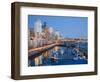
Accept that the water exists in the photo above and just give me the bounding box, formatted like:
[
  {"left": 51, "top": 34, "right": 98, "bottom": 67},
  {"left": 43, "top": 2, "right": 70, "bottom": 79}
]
[{"left": 28, "top": 42, "right": 88, "bottom": 66}]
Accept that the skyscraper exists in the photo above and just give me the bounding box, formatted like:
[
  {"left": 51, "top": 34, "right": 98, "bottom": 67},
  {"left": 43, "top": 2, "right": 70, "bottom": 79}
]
[
  {"left": 55, "top": 31, "right": 61, "bottom": 40},
  {"left": 34, "top": 19, "right": 42, "bottom": 36},
  {"left": 42, "top": 22, "right": 47, "bottom": 29}
]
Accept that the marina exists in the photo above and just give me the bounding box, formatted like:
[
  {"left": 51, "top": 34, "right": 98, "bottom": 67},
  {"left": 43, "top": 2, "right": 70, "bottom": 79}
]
[{"left": 28, "top": 40, "right": 88, "bottom": 66}]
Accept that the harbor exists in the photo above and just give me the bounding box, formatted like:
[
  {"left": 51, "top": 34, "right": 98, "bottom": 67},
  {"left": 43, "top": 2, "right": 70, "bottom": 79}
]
[
  {"left": 28, "top": 18, "right": 88, "bottom": 66},
  {"left": 28, "top": 39, "right": 88, "bottom": 66}
]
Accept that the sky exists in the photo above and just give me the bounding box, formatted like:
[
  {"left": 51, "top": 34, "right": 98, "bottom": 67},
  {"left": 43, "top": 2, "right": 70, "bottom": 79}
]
[{"left": 28, "top": 15, "right": 88, "bottom": 38}]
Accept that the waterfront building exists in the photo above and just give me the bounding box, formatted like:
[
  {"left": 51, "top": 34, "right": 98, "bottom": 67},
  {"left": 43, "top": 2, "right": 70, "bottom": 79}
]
[
  {"left": 55, "top": 31, "right": 61, "bottom": 40},
  {"left": 28, "top": 28, "right": 30, "bottom": 46},
  {"left": 28, "top": 28, "right": 34, "bottom": 49},
  {"left": 49, "top": 27, "right": 54, "bottom": 34},
  {"left": 48, "top": 27, "right": 54, "bottom": 41},
  {"left": 28, "top": 37, "right": 34, "bottom": 49},
  {"left": 28, "top": 19, "right": 63, "bottom": 48},
  {"left": 34, "top": 19, "right": 42, "bottom": 37},
  {"left": 32, "top": 37, "right": 38, "bottom": 48}
]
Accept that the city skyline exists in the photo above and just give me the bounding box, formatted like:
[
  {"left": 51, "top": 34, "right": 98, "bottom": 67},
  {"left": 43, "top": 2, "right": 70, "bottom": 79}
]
[
  {"left": 28, "top": 15, "right": 88, "bottom": 66},
  {"left": 28, "top": 15, "right": 88, "bottom": 38}
]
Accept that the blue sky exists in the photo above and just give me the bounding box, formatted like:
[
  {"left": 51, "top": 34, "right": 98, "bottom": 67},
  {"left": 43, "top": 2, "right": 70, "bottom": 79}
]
[{"left": 28, "top": 15, "right": 88, "bottom": 38}]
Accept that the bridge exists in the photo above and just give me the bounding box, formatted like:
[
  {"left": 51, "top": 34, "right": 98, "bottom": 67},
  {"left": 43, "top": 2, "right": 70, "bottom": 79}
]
[
  {"left": 28, "top": 42, "right": 62, "bottom": 59},
  {"left": 28, "top": 38, "right": 87, "bottom": 59}
]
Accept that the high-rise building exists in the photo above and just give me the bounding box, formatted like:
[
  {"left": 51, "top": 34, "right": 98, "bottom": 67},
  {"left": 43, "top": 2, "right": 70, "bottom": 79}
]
[
  {"left": 34, "top": 19, "right": 42, "bottom": 36},
  {"left": 48, "top": 27, "right": 54, "bottom": 40},
  {"left": 28, "top": 28, "right": 30, "bottom": 40},
  {"left": 49, "top": 27, "right": 53, "bottom": 34},
  {"left": 55, "top": 31, "right": 61, "bottom": 40},
  {"left": 42, "top": 22, "right": 47, "bottom": 29}
]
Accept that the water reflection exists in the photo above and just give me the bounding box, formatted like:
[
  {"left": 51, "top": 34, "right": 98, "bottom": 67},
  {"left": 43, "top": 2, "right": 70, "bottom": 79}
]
[{"left": 28, "top": 42, "right": 88, "bottom": 66}]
